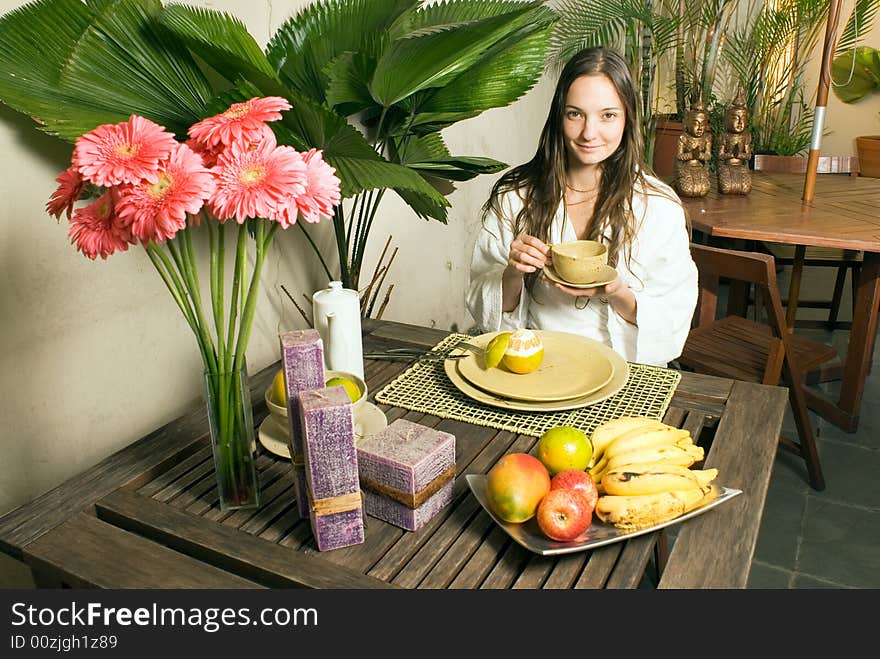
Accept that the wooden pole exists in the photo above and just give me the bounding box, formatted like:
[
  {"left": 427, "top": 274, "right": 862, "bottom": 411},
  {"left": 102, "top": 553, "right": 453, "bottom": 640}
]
[{"left": 803, "top": 0, "right": 843, "bottom": 202}]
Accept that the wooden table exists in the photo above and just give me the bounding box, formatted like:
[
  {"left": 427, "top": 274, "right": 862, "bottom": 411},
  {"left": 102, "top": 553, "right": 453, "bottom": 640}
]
[
  {"left": 681, "top": 172, "right": 880, "bottom": 432},
  {"left": 0, "top": 320, "right": 786, "bottom": 589}
]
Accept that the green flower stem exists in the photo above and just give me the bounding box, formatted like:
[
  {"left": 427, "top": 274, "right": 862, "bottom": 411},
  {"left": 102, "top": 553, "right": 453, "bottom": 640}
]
[
  {"left": 144, "top": 244, "right": 201, "bottom": 342},
  {"left": 225, "top": 224, "right": 247, "bottom": 365},
  {"left": 297, "top": 221, "right": 333, "bottom": 281},
  {"left": 208, "top": 218, "right": 226, "bottom": 373},
  {"left": 172, "top": 230, "right": 217, "bottom": 375},
  {"left": 232, "top": 220, "right": 277, "bottom": 374}
]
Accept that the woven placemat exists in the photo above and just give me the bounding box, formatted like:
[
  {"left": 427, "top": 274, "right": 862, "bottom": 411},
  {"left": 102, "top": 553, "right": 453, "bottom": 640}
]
[{"left": 374, "top": 333, "right": 681, "bottom": 438}]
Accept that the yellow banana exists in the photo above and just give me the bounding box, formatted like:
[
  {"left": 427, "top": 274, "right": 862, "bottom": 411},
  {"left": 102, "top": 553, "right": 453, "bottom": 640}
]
[
  {"left": 596, "top": 485, "right": 718, "bottom": 530},
  {"left": 601, "top": 463, "right": 718, "bottom": 496},
  {"left": 588, "top": 417, "right": 668, "bottom": 466},
  {"left": 603, "top": 426, "right": 692, "bottom": 460},
  {"left": 588, "top": 454, "right": 609, "bottom": 483},
  {"left": 604, "top": 443, "right": 704, "bottom": 472}
]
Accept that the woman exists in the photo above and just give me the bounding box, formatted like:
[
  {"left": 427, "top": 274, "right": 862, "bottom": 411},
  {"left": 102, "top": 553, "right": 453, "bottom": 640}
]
[{"left": 466, "top": 46, "right": 697, "bottom": 366}]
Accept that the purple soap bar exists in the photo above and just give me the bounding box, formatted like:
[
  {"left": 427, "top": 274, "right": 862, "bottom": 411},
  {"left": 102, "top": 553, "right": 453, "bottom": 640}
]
[
  {"left": 280, "top": 329, "right": 325, "bottom": 517},
  {"left": 363, "top": 480, "right": 454, "bottom": 532},
  {"left": 356, "top": 419, "right": 456, "bottom": 495},
  {"left": 299, "top": 386, "right": 363, "bottom": 551}
]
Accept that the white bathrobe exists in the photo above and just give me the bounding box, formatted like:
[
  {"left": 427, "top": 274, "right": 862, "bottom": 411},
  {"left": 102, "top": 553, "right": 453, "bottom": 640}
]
[{"left": 466, "top": 176, "right": 698, "bottom": 366}]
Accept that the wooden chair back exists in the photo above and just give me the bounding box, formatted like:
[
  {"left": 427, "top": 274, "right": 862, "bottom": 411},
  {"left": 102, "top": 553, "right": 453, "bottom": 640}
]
[{"left": 683, "top": 242, "right": 827, "bottom": 490}]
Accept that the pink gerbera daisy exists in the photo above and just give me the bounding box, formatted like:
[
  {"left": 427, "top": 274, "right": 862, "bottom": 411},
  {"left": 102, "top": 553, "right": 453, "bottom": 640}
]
[
  {"left": 46, "top": 165, "right": 86, "bottom": 221},
  {"left": 73, "top": 115, "right": 177, "bottom": 187},
  {"left": 189, "top": 97, "right": 291, "bottom": 150},
  {"left": 280, "top": 148, "right": 341, "bottom": 225},
  {"left": 68, "top": 191, "right": 133, "bottom": 260},
  {"left": 116, "top": 143, "right": 215, "bottom": 244},
  {"left": 208, "top": 139, "right": 307, "bottom": 224}
]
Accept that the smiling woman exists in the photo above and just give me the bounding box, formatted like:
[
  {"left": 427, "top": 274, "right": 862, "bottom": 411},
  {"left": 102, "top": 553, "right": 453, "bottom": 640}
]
[{"left": 467, "top": 46, "right": 698, "bottom": 367}]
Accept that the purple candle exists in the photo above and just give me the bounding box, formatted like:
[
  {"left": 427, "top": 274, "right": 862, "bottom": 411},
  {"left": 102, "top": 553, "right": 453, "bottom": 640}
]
[
  {"left": 363, "top": 480, "right": 454, "bottom": 532},
  {"left": 356, "top": 419, "right": 456, "bottom": 497},
  {"left": 298, "top": 386, "right": 364, "bottom": 551},
  {"left": 280, "top": 329, "right": 325, "bottom": 517}
]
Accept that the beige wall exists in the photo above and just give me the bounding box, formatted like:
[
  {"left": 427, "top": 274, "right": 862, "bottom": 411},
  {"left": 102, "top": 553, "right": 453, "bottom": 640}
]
[
  {"left": 2, "top": 0, "right": 880, "bottom": 524},
  {"left": 0, "top": 0, "right": 553, "bottom": 519}
]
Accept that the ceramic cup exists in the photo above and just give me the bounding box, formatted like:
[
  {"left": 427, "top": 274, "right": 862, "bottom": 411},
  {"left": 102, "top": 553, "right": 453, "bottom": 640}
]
[{"left": 550, "top": 240, "right": 608, "bottom": 284}]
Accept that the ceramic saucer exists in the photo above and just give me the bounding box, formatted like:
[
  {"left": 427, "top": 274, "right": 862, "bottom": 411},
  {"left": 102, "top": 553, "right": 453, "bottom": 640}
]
[
  {"left": 543, "top": 263, "right": 618, "bottom": 289},
  {"left": 258, "top": 402, "right": 388, "bottom": 459}
]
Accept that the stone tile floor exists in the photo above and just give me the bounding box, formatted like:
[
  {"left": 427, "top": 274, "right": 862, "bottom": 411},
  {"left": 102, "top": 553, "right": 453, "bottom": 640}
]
[
  {"left": 2, "top": 265, "right": 876, "bottom": 589},
  {"left": 745, "top": 323, "right": 880, "bottom": 589}
]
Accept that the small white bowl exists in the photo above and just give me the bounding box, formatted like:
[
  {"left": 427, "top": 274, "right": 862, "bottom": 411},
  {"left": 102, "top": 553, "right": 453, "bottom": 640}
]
[{"left": 264, "top": 369, "right": 367, "bottom": 426}]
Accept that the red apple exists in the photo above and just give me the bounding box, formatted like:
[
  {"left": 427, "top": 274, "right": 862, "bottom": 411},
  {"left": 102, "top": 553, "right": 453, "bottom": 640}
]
[
  {"left": 550, "top": 469, "right": 599, "bottom": 511},
  {"left": 536, "top": 488, "right": 593, "bottom": 542}
]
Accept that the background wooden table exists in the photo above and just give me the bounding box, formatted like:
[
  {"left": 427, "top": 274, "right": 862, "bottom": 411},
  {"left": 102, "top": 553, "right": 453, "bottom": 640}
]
[
  {"left": 680, "top": 172, "right": 880, "bottom": 432},
  {"left": 0, "top": 320, "right": 786, "bottom": 589}
]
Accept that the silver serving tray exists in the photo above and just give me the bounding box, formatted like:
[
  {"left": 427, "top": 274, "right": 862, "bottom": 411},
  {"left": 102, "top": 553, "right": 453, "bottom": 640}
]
[{"left": 466, "top": 474, "right": 742, "bottom": 556}]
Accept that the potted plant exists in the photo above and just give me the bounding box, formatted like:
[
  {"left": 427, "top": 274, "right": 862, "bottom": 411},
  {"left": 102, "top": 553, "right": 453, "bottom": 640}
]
[
  {"left": 0, "top": 0, "right": 558, "bottom": 317},
  {"left": 723, "top": 0, "right": 878, "bottom": 170}
]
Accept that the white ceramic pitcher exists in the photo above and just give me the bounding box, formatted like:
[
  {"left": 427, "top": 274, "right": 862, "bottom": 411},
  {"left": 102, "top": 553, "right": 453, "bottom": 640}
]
[{"left": 312, "top": 281, "right": 364, "bottom": 380}]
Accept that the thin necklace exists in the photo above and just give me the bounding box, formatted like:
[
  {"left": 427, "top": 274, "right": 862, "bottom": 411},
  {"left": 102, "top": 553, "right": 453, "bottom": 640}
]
[
  {"left": 565, "top": 181, "right": 598, "bottom": 194},
  {"left": 564, "top": 196, "right": 595, "bottom": 206}
]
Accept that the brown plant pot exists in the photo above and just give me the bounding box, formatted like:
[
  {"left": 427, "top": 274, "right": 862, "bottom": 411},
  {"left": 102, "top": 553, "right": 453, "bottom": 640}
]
[
  {"left": 752, "top": 154, "right": 808, "bottom": 174},
  {"left": 856, "top": 136, "right": 880, "bottom": 178},
  {"left": 652, "top": 118, "right": 683, "bottom": 177}
]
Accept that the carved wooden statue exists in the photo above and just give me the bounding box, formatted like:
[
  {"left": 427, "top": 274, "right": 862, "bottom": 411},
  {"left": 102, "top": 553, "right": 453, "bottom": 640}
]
[
  {"left": 717, "top": 88, "right": 752, "bottom": 195},
  {"left": 674, "top": 97, "right": 712, "bottom": 198}
]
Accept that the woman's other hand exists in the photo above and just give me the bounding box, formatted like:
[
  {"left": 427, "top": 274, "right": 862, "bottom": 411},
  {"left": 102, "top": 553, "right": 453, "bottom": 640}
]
[{"left": 546, "top": 274, "right": 637, "bottom": 325}]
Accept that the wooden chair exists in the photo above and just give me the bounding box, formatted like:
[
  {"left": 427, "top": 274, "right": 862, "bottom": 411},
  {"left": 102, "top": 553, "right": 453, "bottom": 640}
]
[
  {"left": 754, "top": 155, "right": 862, "bottom": 330},
  {"left": 679, "top": 243, "right": 837, "bottom": 491}
]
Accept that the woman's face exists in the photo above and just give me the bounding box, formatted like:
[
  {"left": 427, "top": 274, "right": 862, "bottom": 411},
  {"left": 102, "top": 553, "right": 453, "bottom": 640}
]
[{"left": 562, "top": 74, "right": 626, "bottom": 170}]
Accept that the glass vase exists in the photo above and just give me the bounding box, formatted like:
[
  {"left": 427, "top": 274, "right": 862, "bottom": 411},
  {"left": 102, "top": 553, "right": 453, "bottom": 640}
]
[{"left": 204, "top": 366, "right": 260, "bottom": 511}]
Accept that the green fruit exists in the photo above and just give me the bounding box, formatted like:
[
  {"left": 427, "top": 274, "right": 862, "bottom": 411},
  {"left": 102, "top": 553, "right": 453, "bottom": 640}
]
[
  {"left": 484, "top": 332, "right": 511, "bottom": 369},
  {"left": 536, "top": 426, "right": 593, "bottom": 476},
  {"left": 326, "top": 376, "right": 361, "bottom": 403}
]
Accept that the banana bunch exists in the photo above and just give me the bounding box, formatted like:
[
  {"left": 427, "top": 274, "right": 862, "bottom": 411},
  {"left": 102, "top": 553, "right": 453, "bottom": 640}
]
[{"left": 587, "top": 416, "right": 719, "bottom": 530}]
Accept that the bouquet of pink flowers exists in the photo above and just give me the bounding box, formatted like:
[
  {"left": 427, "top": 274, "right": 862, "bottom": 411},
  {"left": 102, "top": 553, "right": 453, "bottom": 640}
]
[{"left": 47, "top": 96, "right": 341, "bottom": 510}]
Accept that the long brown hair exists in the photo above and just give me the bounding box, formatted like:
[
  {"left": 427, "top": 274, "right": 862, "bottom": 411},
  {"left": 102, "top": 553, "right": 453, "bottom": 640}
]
[{"left": 482, "top": 46, "right": 674, "bottom": 276}]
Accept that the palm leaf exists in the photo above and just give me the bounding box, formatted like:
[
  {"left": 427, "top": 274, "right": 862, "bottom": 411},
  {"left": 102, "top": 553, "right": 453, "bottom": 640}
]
[
  {"left": 55, "top": 0, "right": 213, "bottom": 137},
  {"left": 835, "top": 0, "right": 880, "bottom": 56},
  {"left": 332, "top": 155, "right": 450, "bottom": 209},
  {"left": 325, "top": 51, "right": 380, "bottom": 116},
  {"left": 266, "top": 0, "right": 416, "bottom": 102},
  {"left": 158, "top": 3, "right": 281, "bottom": 92},
  {"left": 395, "top": 132, "right": 506, "bottom": 181},
  {"left": 0, "top": 0, "right": 104, "bottom": 137},
  {"left": 407, "top": 21, "right": 554, "bottom": 130},
  {"left": 369, "top": 2, "right": 549, "bottom": 107}
]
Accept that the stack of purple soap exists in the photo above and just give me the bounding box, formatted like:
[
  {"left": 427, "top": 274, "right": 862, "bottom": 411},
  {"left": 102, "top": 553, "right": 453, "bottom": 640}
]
[
  {"left": 298, "top": 386, "right": 364, "bottom": 551},
  {"left": 279, "top": 329, "right": 325, "bottom": 518},
  {"left": 356, "top": 419, "right": 456, "bottom": 532}
]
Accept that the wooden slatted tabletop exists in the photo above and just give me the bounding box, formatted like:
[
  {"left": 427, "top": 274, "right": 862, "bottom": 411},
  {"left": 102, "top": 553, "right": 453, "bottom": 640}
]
[{"left": 0, "top": 320, "right": 787, "bottom": 589}]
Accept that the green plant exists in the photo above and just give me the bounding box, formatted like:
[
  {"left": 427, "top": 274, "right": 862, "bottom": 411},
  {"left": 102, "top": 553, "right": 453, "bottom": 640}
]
[
  {"left": 0, "top": 0, "right": 557, "bottom": 317},
  {"left": 723, "top": 0, "right": 877, "bottom": 156},
  {"left": 830, "top": 0, "right": 880, "bottom": 104},
  {"left": 675, "top": 0, "right": 737, "bottom": 115}
]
